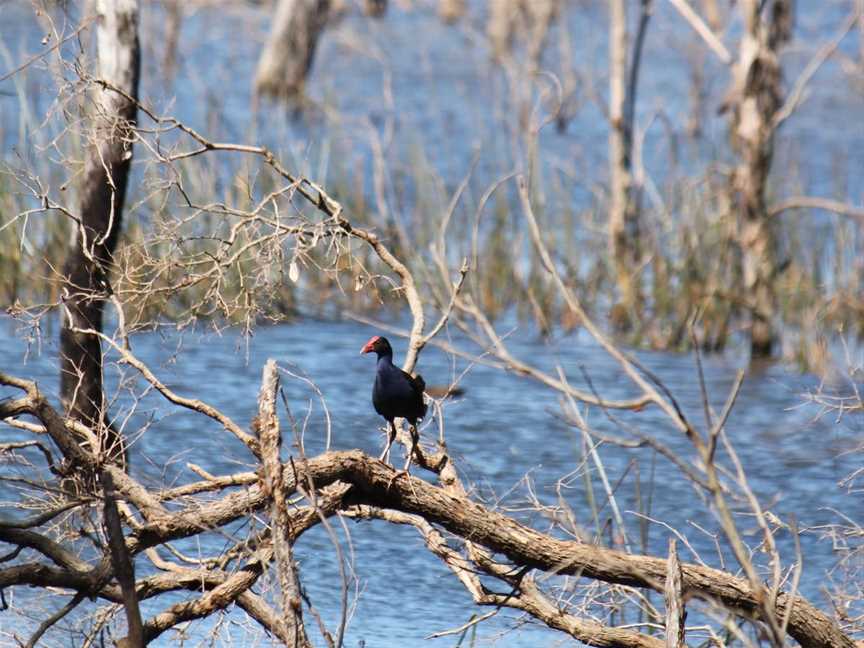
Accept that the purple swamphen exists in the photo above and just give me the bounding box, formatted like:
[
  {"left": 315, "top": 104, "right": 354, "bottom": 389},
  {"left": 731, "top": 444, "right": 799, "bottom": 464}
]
[{"left": 361, "top": 335, "right": 427, "bottom": 468}]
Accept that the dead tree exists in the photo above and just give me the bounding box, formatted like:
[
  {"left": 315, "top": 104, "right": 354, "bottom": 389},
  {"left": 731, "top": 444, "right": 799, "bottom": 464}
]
[
  {"left": 724, "top": 0, "right": 792, "bottom": 358},
  {"left": 439, "top": 0, "right": 466, "bottom": 24},
  {"left": 608, "top": 0, "right": 652, "bottom": 326},
  {"left": 1, "top": 122, "right": 859, "bottom": 647},
  {"left": 487, "top": 0, "right": 560, "bottom": 66},
  {"left": 254, "top": 0, "right": 330, "bottom": 100},
  {"left": 59, "top": 0, "right": 139, "bottom": 464}
]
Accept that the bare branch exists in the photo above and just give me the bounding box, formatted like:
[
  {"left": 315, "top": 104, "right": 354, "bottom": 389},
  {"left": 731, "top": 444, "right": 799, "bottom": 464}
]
[
  {"left": 666, "top": 0, "right": 731, "bottom": 63},
  {"left": 664, "top": 539, "right": 686, "bottom": 648}
]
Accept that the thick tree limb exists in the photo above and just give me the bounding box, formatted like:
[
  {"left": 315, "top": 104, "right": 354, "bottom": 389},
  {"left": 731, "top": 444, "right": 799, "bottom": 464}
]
[
  {"left": 300, "top": 450, "right": 853, "bottom": 648},
  {"left": 0, "top": 371, "right": 97, "bottom": 468},
  {"left": 255, "top": 359, "right": 310, "bottom": 647},
  {"left": 101, "top": 469, "right": 144, "bottom": 647},
  {"left": 347, "top": 504, "right": 665, "bottom": 648},
  {"left": 141, "top": 552, "right": 266, "bottom": 643}
]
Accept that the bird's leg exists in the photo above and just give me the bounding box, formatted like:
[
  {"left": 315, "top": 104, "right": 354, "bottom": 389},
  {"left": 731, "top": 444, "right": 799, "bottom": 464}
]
[
  {"left": 379, "top": 420, "right": 397, "bottom": 463},
  {"left": 402, "top": 424, "right": 419, "bottom": 473}
]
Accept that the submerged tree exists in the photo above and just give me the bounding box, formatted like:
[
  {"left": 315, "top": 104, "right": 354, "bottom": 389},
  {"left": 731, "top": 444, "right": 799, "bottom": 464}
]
[
  {"left": 254, "top": 0, "right": 331, "bottom": 100},
  {"left": 724, "top": 0, "right": 792, "bottom": 359},
  {"left": 607, "top": 0, "right": 652, "bottom": 329},
  {"left": 487, "top": 0, "right": 560, "bottom": 66}
]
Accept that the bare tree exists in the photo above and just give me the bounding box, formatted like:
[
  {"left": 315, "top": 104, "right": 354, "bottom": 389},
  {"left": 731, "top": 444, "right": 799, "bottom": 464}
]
[
  {"left": 254, "top": 0, "right": 331, "bottom": 100},
  {"left": 723, "top": 0, "right": 792, "bottom": 358},
  {"left": 608, "top": 0, "right": 652, "bottom": 327},
  {"left": 2, "top": 84, "right": 858, "bottom": 642},
  {"left": 487, "top": 0, "right": 560, "bottom": 66},
  {"left": 59, "top": 0, "right": 139, "bottom": 465}
]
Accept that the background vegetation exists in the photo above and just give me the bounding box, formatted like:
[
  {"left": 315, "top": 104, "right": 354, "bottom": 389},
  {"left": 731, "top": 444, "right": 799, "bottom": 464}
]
[{"left": 0, "top": 1, "right": 862, "bottom": 646}]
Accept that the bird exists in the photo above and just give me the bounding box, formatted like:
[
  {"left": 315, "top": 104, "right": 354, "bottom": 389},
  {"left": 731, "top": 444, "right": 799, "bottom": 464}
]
[{"left": 360, "top": 335, "right": 427, "bottom": 469}]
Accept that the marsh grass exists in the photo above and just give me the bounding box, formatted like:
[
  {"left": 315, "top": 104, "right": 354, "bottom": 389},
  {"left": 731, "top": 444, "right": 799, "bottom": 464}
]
[
  {"left": 1, "top": 0, "right": 862, "bottom": 374},
  {"left": 2, "top": 106, "right": 860, "bottom": 374}
]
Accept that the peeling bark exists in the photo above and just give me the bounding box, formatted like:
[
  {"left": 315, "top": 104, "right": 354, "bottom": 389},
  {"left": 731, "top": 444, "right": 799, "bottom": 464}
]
[{"left": 726, "top": 0, "right": 792, "bottom": 358}]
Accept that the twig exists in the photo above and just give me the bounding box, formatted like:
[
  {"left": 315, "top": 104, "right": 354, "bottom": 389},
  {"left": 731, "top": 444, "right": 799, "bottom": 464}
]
[
  {"left": 768, "top": 196, "right": 864, "bottom": 224},
  {"left": 75, "top": 327, "right": 259, "bottom": 456},
  {"left": 773, "top": 9, "right": 861, "bottom": 128},
  {"left": 23, "top": 593, "right": 85, "bottom": 648}
]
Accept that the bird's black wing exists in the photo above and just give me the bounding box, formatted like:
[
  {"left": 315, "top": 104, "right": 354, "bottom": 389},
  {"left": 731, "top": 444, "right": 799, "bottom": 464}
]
[
  {"left": 402, "top": 370, "right": 428, "bottom": 418},
  {"left": 402, "top": 370, "right": 425, "bottom": 394}
]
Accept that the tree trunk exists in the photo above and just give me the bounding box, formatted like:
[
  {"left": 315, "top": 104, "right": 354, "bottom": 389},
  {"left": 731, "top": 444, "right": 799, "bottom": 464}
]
[
  {"left": 363, "top": 0, "right": 387, "bottom": 18},
  {"left": 608, "top": 0, "right": 651, "bottom": 326},
  {"left": 161, "top": 0, "right": 183, "bottom": 79},
  {"left": 727, "top": 0, "right": 791, "bottom": 358},
  {"left": 487, "top": 0, "right": 558, "bottom": 65},
  {"left": 524, "top": 0, "right": 558, "bottom": 65},
  {"left": 439, "top": 0, "right": 466, "bottom": 24},
  {"left": 60, "top": 0, "right": 139, "bottom": 466},
  {"left": 488, "top": 0, "right": 520, "bottom": 60},
  {"left": 254, "top": 0, "right": 330, "bottom": 100}
]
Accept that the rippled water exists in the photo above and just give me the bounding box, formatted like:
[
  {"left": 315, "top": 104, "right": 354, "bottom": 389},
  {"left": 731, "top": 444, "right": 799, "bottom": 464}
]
[{"left": 0, "top": 317, "right": 860, "bottom": 646}]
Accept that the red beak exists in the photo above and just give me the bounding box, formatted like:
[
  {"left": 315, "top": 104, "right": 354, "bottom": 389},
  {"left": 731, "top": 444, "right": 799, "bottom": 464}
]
[{"left": 360, "top": 336, "right": 380, "bottom": 355}]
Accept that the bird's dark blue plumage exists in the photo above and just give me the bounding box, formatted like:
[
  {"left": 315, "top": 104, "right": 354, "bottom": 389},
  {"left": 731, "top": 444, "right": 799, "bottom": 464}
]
[{"left": 361, "top": 335, "right": 426, "bottom": 466}]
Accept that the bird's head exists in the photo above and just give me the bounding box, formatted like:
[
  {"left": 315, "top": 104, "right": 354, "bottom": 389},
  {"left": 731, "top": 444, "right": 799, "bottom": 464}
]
[{"left": 360, "top": 335, "right": 392, "bottom": 357}]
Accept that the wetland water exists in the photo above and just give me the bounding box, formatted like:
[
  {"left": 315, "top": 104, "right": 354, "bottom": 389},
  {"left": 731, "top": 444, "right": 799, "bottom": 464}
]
[
  {"left": 1, "top": 0, "right": 863, "bottom": 644},
  {"left": 0, "top": 318, "right": 860, "bottom": 645}
]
